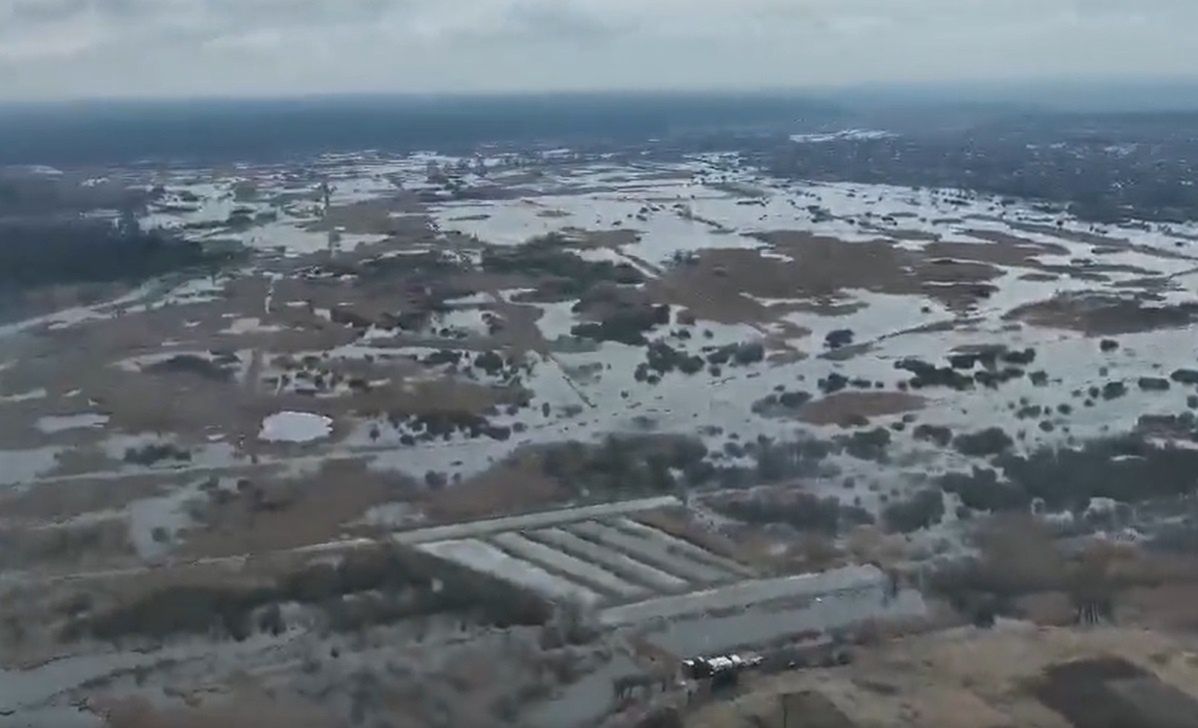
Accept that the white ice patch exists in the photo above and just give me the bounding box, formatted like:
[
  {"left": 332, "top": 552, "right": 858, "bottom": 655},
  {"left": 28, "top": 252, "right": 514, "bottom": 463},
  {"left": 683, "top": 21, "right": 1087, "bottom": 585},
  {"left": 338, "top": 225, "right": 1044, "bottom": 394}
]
[
  {"left": 444, "top": 292, "right": 497, "bottom": 306},
  {"left": 790, "top": 129, "right": 896, "bottom": 144},
  {"left": 259, "top": 411, "right": 333, "bottom": 443},
  {"left": 220, "top": 317, "right": 284, "bottom": 335},
  {"left": 36, "top": 413, "right": 109, "bottom": 434},
  {"left": 427, "top": 308, "right": 493, "bottom": 338},
  {"left": 573, "top": 248, "right": 627, "bottom": 264},
  {"left": 533, "top": 301, "right": 582, "bottom": 342},
  {"left": 0, "top": 388, "right": 48, "bottom": 404}
]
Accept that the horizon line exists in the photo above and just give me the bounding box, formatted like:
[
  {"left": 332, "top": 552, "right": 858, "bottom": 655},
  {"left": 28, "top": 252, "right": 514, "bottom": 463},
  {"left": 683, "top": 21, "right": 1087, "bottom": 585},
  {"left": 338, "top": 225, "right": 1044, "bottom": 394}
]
[{"left": 5, "top": 74, "right": 1198, "bottom": 108}]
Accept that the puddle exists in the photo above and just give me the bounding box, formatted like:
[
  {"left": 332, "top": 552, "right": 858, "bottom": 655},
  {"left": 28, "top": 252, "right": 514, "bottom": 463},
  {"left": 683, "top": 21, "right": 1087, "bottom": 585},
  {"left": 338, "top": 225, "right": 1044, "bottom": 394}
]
[{"left": 532, "top": 301, "right": 582, "bottom": 342}]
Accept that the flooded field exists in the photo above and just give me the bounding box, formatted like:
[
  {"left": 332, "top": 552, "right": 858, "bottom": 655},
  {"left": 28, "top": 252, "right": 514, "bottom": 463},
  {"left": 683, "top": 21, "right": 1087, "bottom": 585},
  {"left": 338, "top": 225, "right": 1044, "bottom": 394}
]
[{"left": 4, "top": 138, "right": 1198, "bottom": 727}]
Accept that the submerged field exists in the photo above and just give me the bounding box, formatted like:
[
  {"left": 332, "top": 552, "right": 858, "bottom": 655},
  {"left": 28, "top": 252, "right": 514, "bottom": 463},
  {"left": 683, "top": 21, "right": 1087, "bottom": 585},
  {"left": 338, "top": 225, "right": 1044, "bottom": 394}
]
[{"left": 4, "top": 137, "right": 1198, "bottom": 726}]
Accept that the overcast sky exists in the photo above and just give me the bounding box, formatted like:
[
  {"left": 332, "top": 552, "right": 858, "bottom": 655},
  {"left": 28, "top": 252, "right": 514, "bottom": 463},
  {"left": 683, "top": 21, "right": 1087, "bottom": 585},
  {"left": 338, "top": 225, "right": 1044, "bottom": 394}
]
[{"left": 0, "top": 0, "right": 1194, "bottom": 100}]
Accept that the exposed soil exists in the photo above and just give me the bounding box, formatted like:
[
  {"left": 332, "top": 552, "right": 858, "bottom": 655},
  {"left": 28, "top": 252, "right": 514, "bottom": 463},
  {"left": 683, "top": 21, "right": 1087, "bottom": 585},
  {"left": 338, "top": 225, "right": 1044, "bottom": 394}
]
[
  {"left": 1035, "top": 656, "right": 1198, "bottom": 728},
  {"left": 797, "top": 392, "right": 927, "bottom": 427},
  {"left": 934, "top": 233, "right": 1070, "bottom": 264},
  {"left": 687, "top": 627, "right": 1198, "bottom": 728},
  {"left": 92, "top": 690, "right": 337, "bottom": 728},
  {"left": 304, "top": 195, "right": 427, "bottom": 236}
]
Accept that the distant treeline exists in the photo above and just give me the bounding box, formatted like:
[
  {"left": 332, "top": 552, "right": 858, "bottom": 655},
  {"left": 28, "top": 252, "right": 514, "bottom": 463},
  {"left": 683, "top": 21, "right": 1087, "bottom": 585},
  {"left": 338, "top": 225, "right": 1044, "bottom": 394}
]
[
  {"left": 0, "top": 93, "right": 841, "bottom": 165},
  {"left": 0, "top": 218, "right": 233, "bottom": 292},
  {"left": 766, "top": 112, "right": 1198, "bottom": 225}
]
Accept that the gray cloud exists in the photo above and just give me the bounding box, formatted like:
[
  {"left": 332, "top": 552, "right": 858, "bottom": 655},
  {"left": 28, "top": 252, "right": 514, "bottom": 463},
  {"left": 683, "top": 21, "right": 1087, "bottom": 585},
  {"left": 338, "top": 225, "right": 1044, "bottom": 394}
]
[
  {"left": 7, "top": 0, "right": 88, "bottom": 23},
  {"left": 0, "top": 0, "right": 1194, "bottom": 99}
]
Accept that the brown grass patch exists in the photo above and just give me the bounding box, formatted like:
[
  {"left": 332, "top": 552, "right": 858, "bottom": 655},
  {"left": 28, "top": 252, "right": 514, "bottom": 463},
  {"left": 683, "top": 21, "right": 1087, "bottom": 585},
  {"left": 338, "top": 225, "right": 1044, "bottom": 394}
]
[
  {"left": 179, "top": 458, "right": 413, "bottom": 558},
  {"left": 687, "top": 626, "right": 1198, "bottom": 728},
  {"left": 421, "top": 452, "right": 567, "bottom": 523},
  {"left": 651, "top": 233, "right": 1004, "bottom": 322},
  {"left": 1005, "top": 293, "right": 1198, "bottom": 335},
  {"left": 797, "top": 391, "right": 926, "bottom": 426},
  {"left": 634, "top": 507, "right": 746, "bottom": 563},
  {"left": 92, "top": 687, "right": 337, "bottom": 728}
]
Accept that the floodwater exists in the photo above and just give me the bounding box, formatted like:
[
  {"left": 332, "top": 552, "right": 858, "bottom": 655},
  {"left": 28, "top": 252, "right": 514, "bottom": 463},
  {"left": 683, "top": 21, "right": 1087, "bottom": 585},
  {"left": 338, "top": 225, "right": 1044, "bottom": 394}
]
[{"left": 0, "top": 446, "right": 62, "bottom": 486}]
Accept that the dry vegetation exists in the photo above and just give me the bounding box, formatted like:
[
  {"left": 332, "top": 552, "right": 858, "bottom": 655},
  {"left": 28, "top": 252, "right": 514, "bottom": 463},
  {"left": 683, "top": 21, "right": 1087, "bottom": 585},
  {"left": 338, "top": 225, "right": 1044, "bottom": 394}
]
[{"left": 685, "top": 625, "right": 1198, "bottom": 728}]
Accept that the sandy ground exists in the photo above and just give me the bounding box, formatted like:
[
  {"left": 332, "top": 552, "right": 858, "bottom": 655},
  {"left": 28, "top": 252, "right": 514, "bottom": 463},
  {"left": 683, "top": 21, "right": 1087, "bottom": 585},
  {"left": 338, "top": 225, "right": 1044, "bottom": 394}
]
[{"left": 685, "top": 625, "right": 1198, "bottom": 728}]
